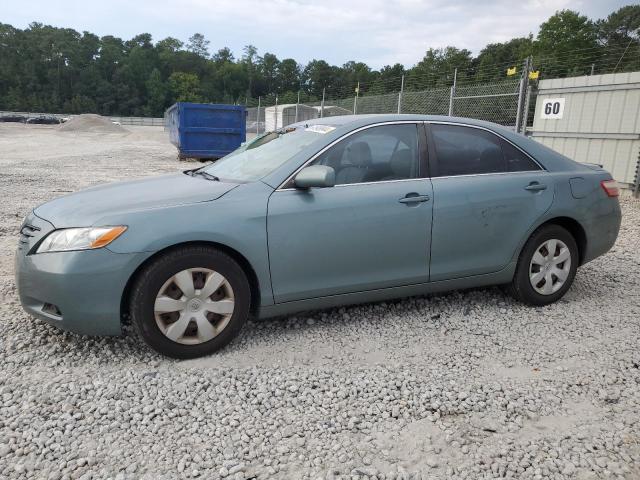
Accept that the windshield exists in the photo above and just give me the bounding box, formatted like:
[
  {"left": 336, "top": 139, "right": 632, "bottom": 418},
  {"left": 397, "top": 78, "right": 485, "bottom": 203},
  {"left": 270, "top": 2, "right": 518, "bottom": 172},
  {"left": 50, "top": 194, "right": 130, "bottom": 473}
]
[{"left": 202, "top": 127, "right": 327, "bottom": 182}]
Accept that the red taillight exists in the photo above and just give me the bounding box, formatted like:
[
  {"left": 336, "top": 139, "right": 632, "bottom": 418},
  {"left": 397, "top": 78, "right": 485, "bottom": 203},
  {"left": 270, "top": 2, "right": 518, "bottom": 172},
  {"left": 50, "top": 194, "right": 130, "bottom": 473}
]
[{"left": 601, "top": 179, "right": 619, "bottom": 197}]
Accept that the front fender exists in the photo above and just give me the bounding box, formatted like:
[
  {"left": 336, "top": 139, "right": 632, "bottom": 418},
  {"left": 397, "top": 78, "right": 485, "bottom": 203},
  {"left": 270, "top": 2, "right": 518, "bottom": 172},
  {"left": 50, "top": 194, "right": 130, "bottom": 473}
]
[{"left": 99, "top": 182, "right": 275, "bottom": 306}]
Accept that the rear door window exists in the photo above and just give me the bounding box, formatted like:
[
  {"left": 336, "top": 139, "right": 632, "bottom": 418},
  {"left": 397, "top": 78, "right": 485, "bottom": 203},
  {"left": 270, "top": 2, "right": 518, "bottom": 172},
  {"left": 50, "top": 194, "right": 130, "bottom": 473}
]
[
  {"left": 430, "top": 124, "right": 540, "bottom": 177},
  {"left": 431, "top": 124, "right": 504, "bottom": 176}
]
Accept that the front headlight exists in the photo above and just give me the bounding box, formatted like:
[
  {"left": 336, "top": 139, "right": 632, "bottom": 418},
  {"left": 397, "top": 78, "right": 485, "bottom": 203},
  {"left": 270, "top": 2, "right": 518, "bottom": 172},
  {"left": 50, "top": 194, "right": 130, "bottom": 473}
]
[{"left": 36, "top": 226, "right": 127, "bottom": 253}]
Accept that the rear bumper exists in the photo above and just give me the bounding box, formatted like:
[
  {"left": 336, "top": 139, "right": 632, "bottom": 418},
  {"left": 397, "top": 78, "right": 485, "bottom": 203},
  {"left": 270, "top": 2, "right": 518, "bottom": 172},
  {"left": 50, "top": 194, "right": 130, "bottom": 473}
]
[
  {"left": 582, "top": 199, "right": 622, "bottom": 264},
  {"left": 15, "top": 247, "right": 149, "bottom": 336}
]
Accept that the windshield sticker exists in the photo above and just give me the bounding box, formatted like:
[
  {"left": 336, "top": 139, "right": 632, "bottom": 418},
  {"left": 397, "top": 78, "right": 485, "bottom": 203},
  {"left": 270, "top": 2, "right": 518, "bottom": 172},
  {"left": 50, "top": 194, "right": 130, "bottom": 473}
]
[{"left": 305, "top": 125, "right": 336, "bottom": 134}]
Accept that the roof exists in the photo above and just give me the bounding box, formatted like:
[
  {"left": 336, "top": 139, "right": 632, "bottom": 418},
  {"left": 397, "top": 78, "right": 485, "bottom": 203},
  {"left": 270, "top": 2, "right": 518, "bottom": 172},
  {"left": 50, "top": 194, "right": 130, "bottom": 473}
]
[
  {"left": 264, "top": 103, "right": 317, "bottom": 110},
  {"left": 292, "top": 114, "right": 512, "bottom": 131},
  {"left": 283, "top": 114, "right": 584, "bottom": 177}
]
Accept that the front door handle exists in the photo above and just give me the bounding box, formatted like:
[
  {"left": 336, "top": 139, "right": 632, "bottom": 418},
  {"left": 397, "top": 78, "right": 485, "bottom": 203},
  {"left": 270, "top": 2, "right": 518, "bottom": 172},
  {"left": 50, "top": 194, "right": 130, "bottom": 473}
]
[
  {"left": 398, "top": 193, "right": 430, "bottom": 204},
  {"left": 525, "top": 182, "right": 547, "bottom": 192}
]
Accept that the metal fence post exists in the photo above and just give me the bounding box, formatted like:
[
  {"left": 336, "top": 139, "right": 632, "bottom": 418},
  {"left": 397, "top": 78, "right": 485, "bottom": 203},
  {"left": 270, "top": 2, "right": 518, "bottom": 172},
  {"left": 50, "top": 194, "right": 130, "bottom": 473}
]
[
  {"left": 397, "top": 75, "right": 404, "bottom": 114},
  {"left": 633, "top": 149, "right": 640, "bottom": 198},
  {"left": 256, "top": 96, "right": 261, "bottom": 135},
  {"left": 295, "top": 90, "right": 300, "bottom": 122},
  {"left": 521, "top": 86, "right": 531, "bottom": 134},
  {"left": 354, "top": 82, "right": 360, "bottom": 114},
  {"left": 274, "top": 95, "right": 278, "bottom": 130},
  {"left": 320, "top": 88, "right": 325, "bottom": 118},
  {"left": 448, "top": 68, "right": 457, "bottom": 116},
  {"left": 515, "top": 79, "right": 524, "bottom": 133},
  {"left": 515, "top": 57, "right": 530, "bottom": 133}
]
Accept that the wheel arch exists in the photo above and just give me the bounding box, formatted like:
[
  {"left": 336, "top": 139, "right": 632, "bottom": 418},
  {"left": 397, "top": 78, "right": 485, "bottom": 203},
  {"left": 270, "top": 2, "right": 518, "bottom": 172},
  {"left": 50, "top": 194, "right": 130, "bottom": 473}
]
[
  {"left": 120, "top": 241, "right": 262, "bottom": 325},
  {"left": 532, "top": 216, "right": 587, "bottom": 265}
]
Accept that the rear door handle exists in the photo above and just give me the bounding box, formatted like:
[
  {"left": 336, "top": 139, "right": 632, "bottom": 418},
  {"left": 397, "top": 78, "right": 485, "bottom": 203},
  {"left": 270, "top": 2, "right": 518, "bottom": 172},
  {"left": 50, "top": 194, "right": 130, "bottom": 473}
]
[
  {"left": 398, "top": 194, "right": 430, "bottom": 204},
  {"left": 525, "top": 182, "right": 547, "bottom": 192}
]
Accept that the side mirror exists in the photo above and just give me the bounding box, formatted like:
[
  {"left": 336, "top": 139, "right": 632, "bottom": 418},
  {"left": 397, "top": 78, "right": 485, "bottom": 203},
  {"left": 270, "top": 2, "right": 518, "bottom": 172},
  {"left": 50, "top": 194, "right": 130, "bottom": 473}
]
[{"left": 294, "top": 165, "right": 335, "bottom": 189}]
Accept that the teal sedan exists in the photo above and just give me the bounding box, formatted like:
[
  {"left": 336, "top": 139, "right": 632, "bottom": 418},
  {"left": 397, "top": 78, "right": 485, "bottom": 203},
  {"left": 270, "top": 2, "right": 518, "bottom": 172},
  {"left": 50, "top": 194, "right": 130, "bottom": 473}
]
[{"left": 16, "top": 115, "right": 622, "bottom": 358}]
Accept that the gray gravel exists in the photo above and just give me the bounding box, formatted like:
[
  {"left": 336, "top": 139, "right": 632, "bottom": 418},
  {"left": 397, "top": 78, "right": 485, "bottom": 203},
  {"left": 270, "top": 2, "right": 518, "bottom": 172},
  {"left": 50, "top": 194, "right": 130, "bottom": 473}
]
[{"left": 1, "top": 123, "right": 639, "bottom": 480}]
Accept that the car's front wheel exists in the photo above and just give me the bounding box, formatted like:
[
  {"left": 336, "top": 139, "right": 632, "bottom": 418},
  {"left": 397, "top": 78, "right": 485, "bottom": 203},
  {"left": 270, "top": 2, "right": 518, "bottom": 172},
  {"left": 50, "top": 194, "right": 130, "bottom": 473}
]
[
  {"left": 507, "top": 224, "right": 578, "bottom": 306},
  {"left": 130, "top": 245, "right": 250, "bottom": 358}
]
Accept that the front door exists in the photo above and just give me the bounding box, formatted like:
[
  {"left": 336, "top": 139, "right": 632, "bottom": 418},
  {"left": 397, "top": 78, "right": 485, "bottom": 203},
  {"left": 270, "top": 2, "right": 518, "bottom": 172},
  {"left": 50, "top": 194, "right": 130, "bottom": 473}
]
[{"left": 267, "top": 123, "right": 433, "bottom": 303}]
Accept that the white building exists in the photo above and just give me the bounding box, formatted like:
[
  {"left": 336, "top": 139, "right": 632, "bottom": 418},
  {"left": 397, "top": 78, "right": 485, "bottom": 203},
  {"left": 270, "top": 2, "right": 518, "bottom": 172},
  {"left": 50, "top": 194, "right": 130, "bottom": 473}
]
[{"left": 264, "top": 104, "right": 318, "bottom": 131}]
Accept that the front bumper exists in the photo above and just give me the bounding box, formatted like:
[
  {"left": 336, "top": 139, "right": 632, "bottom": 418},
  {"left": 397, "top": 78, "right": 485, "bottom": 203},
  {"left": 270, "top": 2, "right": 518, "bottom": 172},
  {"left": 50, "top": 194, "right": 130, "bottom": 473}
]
[{"left": 15, "top": 216, "right": 150, "bottom": 336}]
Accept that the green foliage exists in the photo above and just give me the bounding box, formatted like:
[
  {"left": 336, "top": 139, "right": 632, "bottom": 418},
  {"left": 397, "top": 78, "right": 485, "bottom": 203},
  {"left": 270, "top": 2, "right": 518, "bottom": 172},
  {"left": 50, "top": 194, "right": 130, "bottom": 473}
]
[
  {"left": 597, "top": 5, "right": 640, "bottom": 72},
  {"left": 168, "top": 72, "right": 201, "bottom": 103},
  {"left": 186, "top": 33, "right": 210, "bottom": 58},
  {"left": 145, "top": 68, "right": 167, "bottom": 116},
  {"left": 535, "top": 10, "right": 600, "bottom": 76},
  {"left": 409, "top": 47, "right": 474, "bottom": 89},
  {"left": 302, "top": 60, "right": 335, "bottom": 97},
  {"left": 476, "top": 37, "right": 534, "bottom": 81},
  {"left": 0, "top": 5, "right": 637, "bottom": 116}
]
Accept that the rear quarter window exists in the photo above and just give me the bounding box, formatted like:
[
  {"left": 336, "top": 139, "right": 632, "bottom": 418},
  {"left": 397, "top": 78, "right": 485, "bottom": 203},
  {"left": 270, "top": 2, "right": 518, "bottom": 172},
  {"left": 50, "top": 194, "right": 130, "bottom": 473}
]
[{"left": 501, "top": 140, "right": 541, "bottom": 172}]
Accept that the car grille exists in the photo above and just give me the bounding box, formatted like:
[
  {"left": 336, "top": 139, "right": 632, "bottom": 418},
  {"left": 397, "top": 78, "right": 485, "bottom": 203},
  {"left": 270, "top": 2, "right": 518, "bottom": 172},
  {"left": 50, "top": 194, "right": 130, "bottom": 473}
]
[
  {"left": 17, "top": 214, "right": 53, "bottom": 254},
  {"left": 19, "top": 224, "right": 40, "bottom": 244}
]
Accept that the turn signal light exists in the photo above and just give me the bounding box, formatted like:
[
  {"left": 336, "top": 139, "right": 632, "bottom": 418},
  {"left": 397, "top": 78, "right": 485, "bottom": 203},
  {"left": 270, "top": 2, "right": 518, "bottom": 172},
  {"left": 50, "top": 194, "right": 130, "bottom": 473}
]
[{"left": 90, "top": 226, "right": 128, "bottom": 248}]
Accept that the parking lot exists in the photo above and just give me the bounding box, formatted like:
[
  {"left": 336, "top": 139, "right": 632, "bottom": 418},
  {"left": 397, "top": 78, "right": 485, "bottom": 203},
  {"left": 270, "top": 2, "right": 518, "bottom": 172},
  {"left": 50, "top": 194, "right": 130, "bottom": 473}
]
[{"left": 0, "top": 123, "right": 639, "bottom": 479}]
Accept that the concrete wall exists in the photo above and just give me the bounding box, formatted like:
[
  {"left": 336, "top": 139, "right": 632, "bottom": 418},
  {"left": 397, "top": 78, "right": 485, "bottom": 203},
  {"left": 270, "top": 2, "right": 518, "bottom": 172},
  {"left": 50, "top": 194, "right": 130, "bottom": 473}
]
[{"left": 0, "top": 111, "right": 164, "bottom": 127}]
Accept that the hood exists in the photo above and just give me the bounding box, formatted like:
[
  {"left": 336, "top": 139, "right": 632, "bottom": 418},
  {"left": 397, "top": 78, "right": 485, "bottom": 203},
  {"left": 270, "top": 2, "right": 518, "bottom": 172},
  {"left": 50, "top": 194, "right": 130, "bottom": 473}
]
[{"left": 34, "top": 172, "right": 238, "bottom": 227}]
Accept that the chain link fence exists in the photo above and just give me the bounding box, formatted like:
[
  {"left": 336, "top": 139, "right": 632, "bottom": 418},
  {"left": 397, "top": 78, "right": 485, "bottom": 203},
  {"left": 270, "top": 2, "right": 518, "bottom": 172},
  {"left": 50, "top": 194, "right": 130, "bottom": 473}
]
[{"left": 246, "top": 78, "right": 527, "bottom": 135}]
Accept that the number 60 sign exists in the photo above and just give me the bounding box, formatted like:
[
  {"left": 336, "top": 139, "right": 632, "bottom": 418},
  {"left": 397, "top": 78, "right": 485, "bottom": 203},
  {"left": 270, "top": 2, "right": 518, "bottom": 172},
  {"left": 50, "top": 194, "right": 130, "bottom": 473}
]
[{"left": 540, "top": 98, "right": 565, "bottom": 119}]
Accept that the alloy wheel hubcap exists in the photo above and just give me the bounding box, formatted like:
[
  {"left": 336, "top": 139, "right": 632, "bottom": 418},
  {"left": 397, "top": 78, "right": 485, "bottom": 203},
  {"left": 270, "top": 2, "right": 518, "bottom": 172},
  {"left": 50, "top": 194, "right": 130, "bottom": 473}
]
[
  {"left": 529, "top": 239, "right": 571, "bottom": 295},
  {"left": 154, "top": 268, "right": 235, "bottom": 345}
]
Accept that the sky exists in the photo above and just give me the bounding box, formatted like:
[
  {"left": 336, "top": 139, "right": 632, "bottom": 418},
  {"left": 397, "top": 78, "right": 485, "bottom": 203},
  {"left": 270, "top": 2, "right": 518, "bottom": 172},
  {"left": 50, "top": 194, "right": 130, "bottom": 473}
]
[{"left": 2, "top": 0, "right": 635, "bottom": 68}]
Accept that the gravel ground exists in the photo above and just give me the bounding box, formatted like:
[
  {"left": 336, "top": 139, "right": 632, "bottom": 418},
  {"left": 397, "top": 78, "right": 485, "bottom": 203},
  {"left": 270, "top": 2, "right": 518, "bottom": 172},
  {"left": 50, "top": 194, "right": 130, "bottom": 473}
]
[{"left": 0, "top": 123, "right": 639, "bottom": 480}]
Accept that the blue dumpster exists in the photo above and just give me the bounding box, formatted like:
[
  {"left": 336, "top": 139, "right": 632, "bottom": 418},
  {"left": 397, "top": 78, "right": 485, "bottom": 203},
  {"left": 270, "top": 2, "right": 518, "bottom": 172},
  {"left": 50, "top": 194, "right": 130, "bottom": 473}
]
[{"left": 165, "top": 103, "right": 246, "bottom": 160}]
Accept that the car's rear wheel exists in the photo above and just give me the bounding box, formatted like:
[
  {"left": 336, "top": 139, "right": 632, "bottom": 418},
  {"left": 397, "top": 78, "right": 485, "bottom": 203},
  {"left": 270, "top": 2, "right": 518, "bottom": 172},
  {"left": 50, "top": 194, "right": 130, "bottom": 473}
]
[
  {"left": 507, "top": 224, "right": 578, "bottom": 306},
  {"left": 130, "top": 245, "right": 250, "bottom": 358}
]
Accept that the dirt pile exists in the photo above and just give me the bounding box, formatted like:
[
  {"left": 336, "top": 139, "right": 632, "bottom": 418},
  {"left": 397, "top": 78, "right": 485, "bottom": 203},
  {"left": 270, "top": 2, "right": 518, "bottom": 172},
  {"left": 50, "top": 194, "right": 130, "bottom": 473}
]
[{"left": 58, "top": 114, "right": 127, "bottom": 134}]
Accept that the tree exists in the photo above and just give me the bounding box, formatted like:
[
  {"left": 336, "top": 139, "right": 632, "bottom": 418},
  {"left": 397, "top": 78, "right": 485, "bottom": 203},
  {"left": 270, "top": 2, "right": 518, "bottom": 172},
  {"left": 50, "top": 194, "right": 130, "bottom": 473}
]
[
  {"left": 408, "top": 47, "right": 473, "bottom": 89},
  {"left": 64, "top": 94, "right": 98, "bottom": 114},
  {"left": 598, "top": 5, "right": 640, "bottom": 43},
  {"left": 145, "top": 68, "right": 166, "bottom": 116},
  {"left": 0, "top": 4, "right": 636, "bottom": 117},
  {"left": 258, "top": 52, "right": 280, "bottom": 94},
  {"left": 97, "top": 35, "right": 126, "bottom": 80},
  {"left": 156, "top": 37, "right": 184, "bottom": 53},
  {"left": 168, "top": 72, "right": 201, "bottom": 102},
  {"left": 277, "top": 59, "right": 301, "bottom": 93},
  {"left": 215, "top": 62, "right": 247, "bottom": 102},
  {"left": 126, "top": 33, "right": 153, "bottom": 50},
  {"left": 186, "top": 33, "right": 210, "bottom": 58},
  {"left": 372, "top": 63, "right": 405, "bottom": 93},
  {"left": 597, "top": 5, "right": 640, "bottom": 72},
  {"left": 339, "top": 61, "right": 375, "bottom": 92},
  {"left": 475, "top": 37, "right": 534, "bottom": 81},
  {"left": 212, "top": 47, "right": 234, "bottom": 64},
  {"left": 535, "top": 10, "right": 599, "bottom": 77},
  {"left": 302, "top": 59, "right": 335, "bottom": 97},
  {"left": 242, "top": 44, "right": 258, "bottom": 97}
]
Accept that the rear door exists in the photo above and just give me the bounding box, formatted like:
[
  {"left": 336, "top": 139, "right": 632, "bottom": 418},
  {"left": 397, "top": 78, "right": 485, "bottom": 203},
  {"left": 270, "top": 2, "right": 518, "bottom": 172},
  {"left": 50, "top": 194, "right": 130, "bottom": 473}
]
[{"left": 427, "top": 122, "right": 554, "bottom": 281}]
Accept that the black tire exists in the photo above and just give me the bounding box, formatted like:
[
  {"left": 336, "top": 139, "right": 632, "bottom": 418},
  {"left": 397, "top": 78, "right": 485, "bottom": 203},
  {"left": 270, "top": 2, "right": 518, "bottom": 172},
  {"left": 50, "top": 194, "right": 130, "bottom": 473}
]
[
  {"left": 506, "top": 224, "right": 578, "bottom": 306},
  {"left": 129, "top": 245, "right": 251, "bottom": 359}
]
